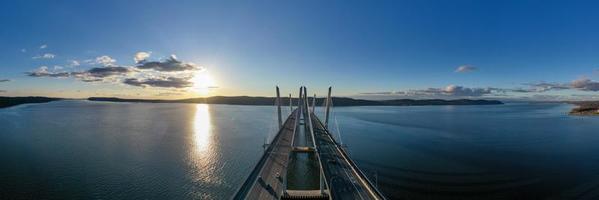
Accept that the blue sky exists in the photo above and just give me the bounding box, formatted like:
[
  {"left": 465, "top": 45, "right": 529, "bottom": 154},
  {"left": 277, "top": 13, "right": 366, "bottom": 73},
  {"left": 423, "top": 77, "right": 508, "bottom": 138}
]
[{"left": 0, "top": 0, "right": 598, "bottom": 100}]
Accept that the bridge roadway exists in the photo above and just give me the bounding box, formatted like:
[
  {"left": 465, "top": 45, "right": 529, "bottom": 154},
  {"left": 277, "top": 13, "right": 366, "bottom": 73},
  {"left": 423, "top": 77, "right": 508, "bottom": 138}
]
[
  {"left": 233, "top": 95, "right": 386, "bottom": 199},
  {"left": 233, "top": 109, "right": 299, "bottom": 200},
  {"left": 310, "top": 113, "right": 386, "bottom": 200}
]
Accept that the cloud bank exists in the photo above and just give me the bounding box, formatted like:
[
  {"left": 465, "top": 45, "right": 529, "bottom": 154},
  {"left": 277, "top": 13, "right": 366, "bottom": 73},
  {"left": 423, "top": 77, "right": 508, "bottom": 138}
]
[
  {"left": 136, "top": 55, "right": 200, "bottom": 72},
  {"left": 360, "top": 85, "right": 501, "bottom": 99},
  {"left": 26, "top": 52, "right": 208, "bottom": 90},
  {"left": 571, "top": 78, "right": 599, "bottom": 91},
  {"left": 359, "top": 77, "right": 599, "bottom": 100},
  {"left": 515, "top": 78, "right": 599, "bottom": 92},
  {"left": 26, "top": 65, "right": 132, "bottom": 82},
  {"left": 123, "top": 77, "right": 193, "bottom": 88}
]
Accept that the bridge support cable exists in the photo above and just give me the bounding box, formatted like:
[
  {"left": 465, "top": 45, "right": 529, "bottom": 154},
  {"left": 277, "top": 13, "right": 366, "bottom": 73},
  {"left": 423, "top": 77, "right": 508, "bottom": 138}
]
[
  {"left": 265, "top": 90, "right": 281, "bottom": 148},
  {"left": 329, "top": 100, "right": 344, "bottom": 147}
]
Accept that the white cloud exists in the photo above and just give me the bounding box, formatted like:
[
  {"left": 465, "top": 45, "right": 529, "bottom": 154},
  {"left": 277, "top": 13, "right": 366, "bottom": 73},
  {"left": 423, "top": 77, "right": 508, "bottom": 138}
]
[
  {"left": 21, "top": 49, "right": 26, "bottom": 53},
  {"left": 32, "top": 53, "right": 56, "bottom": 59},
  {"left": 95, "top": 55, "right": 116, "bottom": 66},
  {"left": 69, "top": 60, "right": 80, "bottom": 67},
  {"left": 40, "top": 44, "right": 47, "bottom": 49},
  {"left": 134, "top": 51, "right": 151, "bottom": 63},
  {"left": 455, "top": 65, "right": 477, "bottom": 73}
]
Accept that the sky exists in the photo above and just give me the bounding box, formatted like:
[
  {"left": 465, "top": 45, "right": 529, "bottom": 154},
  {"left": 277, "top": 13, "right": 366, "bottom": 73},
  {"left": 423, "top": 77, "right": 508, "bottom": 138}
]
[{"left": 1, "top": 0, "right": 599, "bottom": 100}]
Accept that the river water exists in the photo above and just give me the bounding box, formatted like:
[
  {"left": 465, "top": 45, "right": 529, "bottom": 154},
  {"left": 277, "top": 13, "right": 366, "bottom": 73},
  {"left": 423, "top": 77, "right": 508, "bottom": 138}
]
[{"left": 1, "top": 101, "right": 598, "bottom": 199}]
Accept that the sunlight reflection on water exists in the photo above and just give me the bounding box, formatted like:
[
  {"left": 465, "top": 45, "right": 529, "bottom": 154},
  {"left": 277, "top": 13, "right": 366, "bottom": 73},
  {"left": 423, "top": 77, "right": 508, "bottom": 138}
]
[
  {"left": 190, "top": 104, "right": 222, "bottom": 191},
  {"left": 194, "top": 104, "right": 211, "bottom": 153}
]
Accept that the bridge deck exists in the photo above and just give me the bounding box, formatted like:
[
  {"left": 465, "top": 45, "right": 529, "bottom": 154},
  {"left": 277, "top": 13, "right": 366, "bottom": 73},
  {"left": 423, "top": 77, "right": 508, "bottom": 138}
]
[
  {"left": 234, "top": 88, "right": 386, "bottom": 199},
  {"left": 311, "top": 113, "right": 386, "bottom": 200},
  {"left": 233, "top": 109, "right": 298, "bottom": 199}
]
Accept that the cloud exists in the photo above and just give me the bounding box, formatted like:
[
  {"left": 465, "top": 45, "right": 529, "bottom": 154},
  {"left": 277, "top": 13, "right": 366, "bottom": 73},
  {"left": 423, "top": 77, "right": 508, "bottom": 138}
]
[
  {"left": 21, "top": 49, "right": 26, "bottom": 53},
  {"left": 32, "top": 53, "right": 56, "bottom": 59},
  {"left": 0, "top": 90, "right": 5, "bottom": 93},
  {"left": 25, "top": 53, "right": 204, "bottom": 90},
  {"left": 0, "top": 79, "right": 9, "bottom": 82},
  {"left": 95, "top": 55, "right": 116, "bottom": 66},
  {"left": 123, "top": 77, "right": 193, "bottom": 88},
  {"left": 359, "top": 91, "right": 405, "bottom": 95},
  {"left": 26, "top": 65, "right": 131, "bottom": 80},
  {"left": 518, "top": 82, "right": 570, "bottom": 92},
  {"left": 509, "top": 88, "right": 536, "bottom": 93},
  {"left": 441, "top": 85, "right": 494, "bottom": 96},
  {"left": 26, "top": 66, "right": 69, "bottom": 77},
  {"left": 134, "top": 52, "right": 151, "bottom": 63},
  {"left": 68, "top": 60, "right": 80, "bottom": 67},
  {"left": 156, "top": 92, "right": 184, "bottom": 96},
  {"left": 40, "top": 44, "right": 47, "bottom": 49},
  {"left": 136, "top": 55, "right": 200, "bottom": 72},
  {"left": 520, "top": 79, "right": 599, "bottom": 92},
  {"left": 85, "top": 66, "right": 132, "bottom": 78},
  {"left": 359, "top": 85, "right": 500, "bottom": 99},
  {"left": 571, "top": 78, "right": 599, "bottom": 91},
  {"left": 455, "top": 65, "right": 477, "bottom": 73}
]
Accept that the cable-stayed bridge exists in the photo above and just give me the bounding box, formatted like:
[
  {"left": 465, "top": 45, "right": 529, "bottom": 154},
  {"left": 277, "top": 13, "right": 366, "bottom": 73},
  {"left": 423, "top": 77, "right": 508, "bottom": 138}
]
[{"left": 233, "top": 87, "right": 386, "bottom": 200}]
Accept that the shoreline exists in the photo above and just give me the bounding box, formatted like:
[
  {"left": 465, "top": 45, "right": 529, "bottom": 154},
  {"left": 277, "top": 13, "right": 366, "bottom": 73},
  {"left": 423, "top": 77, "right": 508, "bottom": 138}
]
[
  {"left": 0, "top": 97, "right": 62, "bottom": 109},
  {"left": 87, "top": 96, "right": 503, "bottom": 107},
  {"left": 2, "top": 96, "right": 505, "bottom": 108}
]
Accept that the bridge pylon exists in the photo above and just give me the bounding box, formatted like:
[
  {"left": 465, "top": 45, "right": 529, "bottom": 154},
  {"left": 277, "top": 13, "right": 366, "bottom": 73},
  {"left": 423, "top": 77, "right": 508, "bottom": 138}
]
[
  {"left": 324, "top": 86, "right": 332, "bottom": 128},
  {"left": 276, "top": 86, "right": 282, "bottom": 130}
]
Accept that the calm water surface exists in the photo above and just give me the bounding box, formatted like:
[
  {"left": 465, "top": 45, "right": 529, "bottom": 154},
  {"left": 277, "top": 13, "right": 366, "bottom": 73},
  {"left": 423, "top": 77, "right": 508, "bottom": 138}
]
[{"left": 1, "top": 101, "right": 599, "bottom": 199}]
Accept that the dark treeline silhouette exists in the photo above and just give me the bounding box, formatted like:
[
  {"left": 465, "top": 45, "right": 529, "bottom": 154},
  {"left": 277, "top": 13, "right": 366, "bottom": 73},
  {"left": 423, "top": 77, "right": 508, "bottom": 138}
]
[
  {"left": 0, "top": 97, "right": 62, "bottom": 108},
  {"left": 569, "top": 101, "right": 599, "bottom": 115},
  {"left": 88, "top": 96, "right": 503, "bottom": 106}
]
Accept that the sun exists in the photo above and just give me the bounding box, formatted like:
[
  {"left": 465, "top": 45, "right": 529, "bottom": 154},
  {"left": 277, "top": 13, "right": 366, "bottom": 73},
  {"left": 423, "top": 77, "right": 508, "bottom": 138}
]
[{"left": 190, "top": 71, "right": 216, "bottom": 96}]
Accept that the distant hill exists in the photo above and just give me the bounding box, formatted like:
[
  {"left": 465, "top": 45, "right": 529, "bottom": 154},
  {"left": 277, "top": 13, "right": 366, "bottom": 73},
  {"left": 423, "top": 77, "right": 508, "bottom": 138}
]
[
  {"left": 88, "top": 96, "right": 503, "bottom": 106},
  {"left": 569, "top": 101, "right": 599, "bottom": 116},
  {"left": 0, "top": 97, "right": 62, "bottom": 108}
]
